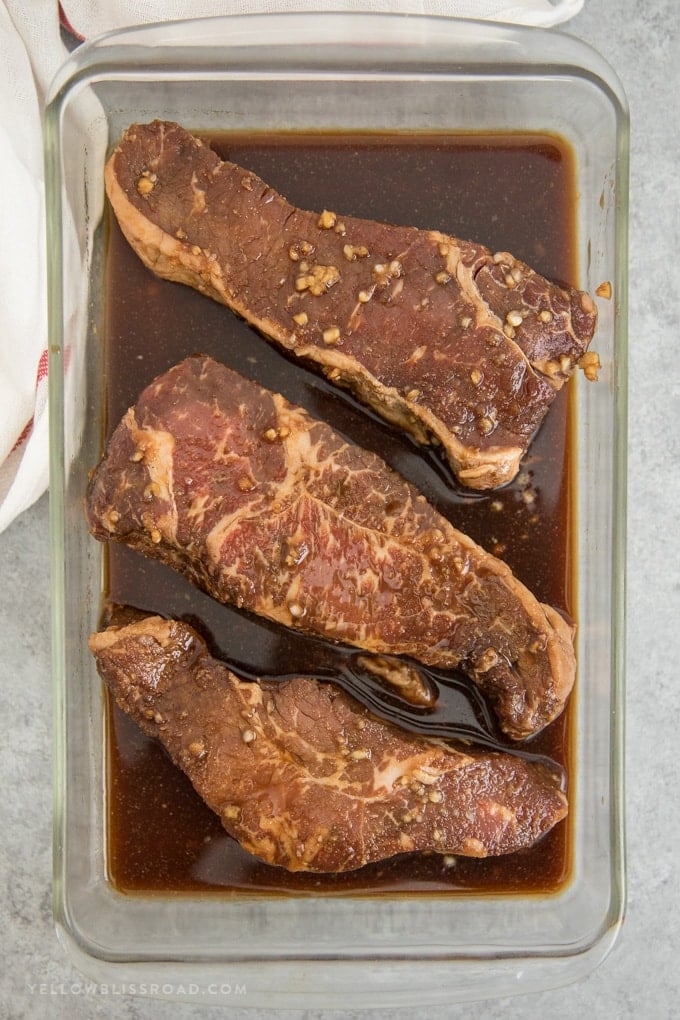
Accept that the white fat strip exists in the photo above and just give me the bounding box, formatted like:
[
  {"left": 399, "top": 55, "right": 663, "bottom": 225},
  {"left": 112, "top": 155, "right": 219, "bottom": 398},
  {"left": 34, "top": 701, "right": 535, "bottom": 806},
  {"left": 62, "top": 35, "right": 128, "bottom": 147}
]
[
  {"left": 445, "top": 241, "right": 501, "bottom": 337},
  {"left": 370, "top": 750, "right": 464, "bottom": 798},
  {"left": 131, "top": 423, "right": 178, "bottom": 543}
]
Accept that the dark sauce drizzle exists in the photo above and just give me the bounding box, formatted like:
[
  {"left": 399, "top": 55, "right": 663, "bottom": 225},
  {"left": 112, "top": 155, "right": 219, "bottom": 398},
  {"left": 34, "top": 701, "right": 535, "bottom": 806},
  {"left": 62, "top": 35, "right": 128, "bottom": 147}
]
[{"left": 103, "top": 133, "right": 577, "bottom": 895}]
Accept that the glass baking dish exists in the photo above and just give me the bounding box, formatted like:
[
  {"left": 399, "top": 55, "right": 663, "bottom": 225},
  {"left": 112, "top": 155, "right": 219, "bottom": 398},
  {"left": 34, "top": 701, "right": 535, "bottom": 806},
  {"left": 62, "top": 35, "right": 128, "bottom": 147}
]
[{"left": 45, "top": 12, "right": 628, "bottom": 1009}]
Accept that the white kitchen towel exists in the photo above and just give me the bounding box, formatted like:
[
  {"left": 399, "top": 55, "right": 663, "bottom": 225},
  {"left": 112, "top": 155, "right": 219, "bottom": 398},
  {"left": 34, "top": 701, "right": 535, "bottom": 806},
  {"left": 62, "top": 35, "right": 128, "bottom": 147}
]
[{"left": 0, "top": 0, "right": 584, "bottom": 534}]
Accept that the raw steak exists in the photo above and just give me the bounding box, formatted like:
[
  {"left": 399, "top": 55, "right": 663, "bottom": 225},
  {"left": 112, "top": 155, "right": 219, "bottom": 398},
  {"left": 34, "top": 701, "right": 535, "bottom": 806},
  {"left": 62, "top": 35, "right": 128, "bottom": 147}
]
[
  {"left": 85, "top": 355, "right": 575, "bottom": 739},
  {"left": 89, "top": 615, "right": 568, "bottom": 872},
  {"left": 104, "top": 120, "right": 598, "bottom": 489}
]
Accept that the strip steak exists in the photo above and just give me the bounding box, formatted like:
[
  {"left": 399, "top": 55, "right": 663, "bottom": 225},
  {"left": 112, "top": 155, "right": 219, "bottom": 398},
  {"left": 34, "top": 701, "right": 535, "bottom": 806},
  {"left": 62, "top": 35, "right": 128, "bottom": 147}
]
[
  {"left": 85, "top": 355, "right": 575, "bottom": 739},
  {"left": 104, "top": 119, "right": 597, "bottom": 489},
  {"left": 90, "top": 615, "right": 568, "bottom": 872}
]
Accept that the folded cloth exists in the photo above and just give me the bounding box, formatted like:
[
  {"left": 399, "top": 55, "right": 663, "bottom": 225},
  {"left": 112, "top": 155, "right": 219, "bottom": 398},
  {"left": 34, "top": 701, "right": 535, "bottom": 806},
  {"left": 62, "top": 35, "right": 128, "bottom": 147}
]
[
  {"left": 0, "top": 0, "right": 63, "bottom": 534},
  {"left": 0, "top": 0, "right": 584, "bottom": 534}
]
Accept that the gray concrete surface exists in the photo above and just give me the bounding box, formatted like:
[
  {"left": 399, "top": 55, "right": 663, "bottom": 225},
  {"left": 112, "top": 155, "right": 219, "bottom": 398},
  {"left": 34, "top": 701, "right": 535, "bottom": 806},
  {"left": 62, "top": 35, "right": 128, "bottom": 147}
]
[{"left": 2, "top": 0, "right": 678, "bottom": 1015}]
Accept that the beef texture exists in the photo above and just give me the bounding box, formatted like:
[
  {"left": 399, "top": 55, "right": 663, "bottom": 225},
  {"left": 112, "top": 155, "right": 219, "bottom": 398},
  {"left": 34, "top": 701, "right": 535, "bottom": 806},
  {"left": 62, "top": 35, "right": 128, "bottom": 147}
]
[
  {"left": 104, "top": 119, "right": 598, "bottom": 490},
  {"left": 89, "top": 615, "right": 568, "bottom": 872},
  {"left": 85, "top": 355, "right": 575, "bottom": 740}
]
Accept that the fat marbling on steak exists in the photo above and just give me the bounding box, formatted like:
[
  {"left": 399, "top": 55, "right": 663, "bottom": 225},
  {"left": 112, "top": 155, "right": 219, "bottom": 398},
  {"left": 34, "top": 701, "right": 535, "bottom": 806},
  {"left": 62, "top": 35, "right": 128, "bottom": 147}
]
[
  {"left": 104, "top": 119, "right": 598, "bottom": 490},
  {"left": 85, "top": 355, "right": 575, "bottom": 740},
  {"left": 89, "top": 615, "right": 568, "bottom": 872}
]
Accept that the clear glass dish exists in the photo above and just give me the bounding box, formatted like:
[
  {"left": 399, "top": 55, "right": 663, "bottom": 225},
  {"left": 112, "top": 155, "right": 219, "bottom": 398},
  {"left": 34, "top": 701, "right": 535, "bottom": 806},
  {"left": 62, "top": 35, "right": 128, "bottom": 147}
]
[{"left": 45, "top": 12, "right": 628, "bottom": 1009}]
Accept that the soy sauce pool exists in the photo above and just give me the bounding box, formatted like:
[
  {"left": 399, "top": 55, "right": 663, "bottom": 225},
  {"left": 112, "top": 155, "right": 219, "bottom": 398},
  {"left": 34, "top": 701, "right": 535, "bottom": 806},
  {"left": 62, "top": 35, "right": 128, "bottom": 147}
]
[{"left": 103, "top": 132, "right": 578, "bottom": 895}]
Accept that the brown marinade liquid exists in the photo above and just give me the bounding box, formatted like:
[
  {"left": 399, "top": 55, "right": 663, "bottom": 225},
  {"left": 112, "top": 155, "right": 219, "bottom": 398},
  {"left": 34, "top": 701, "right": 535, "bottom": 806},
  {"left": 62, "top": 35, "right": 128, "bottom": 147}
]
[{"left": 103, "top": 132, "right": 577, "bottom": 895}]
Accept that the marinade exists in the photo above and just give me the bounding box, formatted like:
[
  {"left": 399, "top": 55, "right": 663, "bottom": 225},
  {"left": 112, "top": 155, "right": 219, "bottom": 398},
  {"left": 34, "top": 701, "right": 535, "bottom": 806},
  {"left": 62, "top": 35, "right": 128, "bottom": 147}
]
[{"left": 103, "top": 132, "right": 577, "bottom": 894}]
